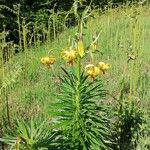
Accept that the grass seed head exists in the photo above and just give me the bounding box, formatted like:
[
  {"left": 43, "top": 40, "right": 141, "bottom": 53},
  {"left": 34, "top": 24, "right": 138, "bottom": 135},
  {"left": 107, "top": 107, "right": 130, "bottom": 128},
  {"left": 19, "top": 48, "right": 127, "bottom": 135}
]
[{"left": 92, "top": 42, "right": 97, "bottom": 52}]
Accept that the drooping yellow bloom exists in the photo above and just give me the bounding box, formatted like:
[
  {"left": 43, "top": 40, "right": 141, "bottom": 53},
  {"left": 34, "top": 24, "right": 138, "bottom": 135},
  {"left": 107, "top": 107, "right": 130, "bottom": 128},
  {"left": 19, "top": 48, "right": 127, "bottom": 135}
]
[
  {"left": 97, "top": 62, "right": 111, "bottom": 74},
  {"left": 41, "top": 56, "right": 56, "bottom": 66},
  {"left": 85, "top": 64, "right": 103, "bottom": 80},
  {"left": 61, "top": 49, "right": 77, "bottom": 65},
  {"left": 77, "top": 35, "right": 84, "bottom": 58}
]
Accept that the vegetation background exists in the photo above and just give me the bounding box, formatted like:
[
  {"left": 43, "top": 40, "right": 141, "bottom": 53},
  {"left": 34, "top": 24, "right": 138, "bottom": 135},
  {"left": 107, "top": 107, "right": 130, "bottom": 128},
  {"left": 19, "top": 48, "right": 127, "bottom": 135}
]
[
  {"left": 0, "top": 0, "right": 150, "bottom": 150},
  {"left": 0, "top": 0, "right": 146, "bottom": 43}
]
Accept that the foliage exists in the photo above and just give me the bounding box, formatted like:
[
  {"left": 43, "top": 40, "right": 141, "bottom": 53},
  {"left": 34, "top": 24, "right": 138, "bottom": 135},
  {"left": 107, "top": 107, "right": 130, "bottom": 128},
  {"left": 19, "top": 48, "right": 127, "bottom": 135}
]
[
  {"left": 0, "top": 0, "right": 147, "bottom": 44},
  {"left": 112, "top": 100, "right": 144, "bottom": 150},
  {"left": 50, "top": 68, "right": 111, "bottom": 149},
  {"left": 0, "top": 117, "right": 57, "bottom": 150}
]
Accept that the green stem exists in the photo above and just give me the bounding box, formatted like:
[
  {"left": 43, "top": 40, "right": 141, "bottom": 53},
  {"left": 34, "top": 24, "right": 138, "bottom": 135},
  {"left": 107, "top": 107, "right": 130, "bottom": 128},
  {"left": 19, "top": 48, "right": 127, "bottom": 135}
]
[
  {"left": 17, "top": 5, "right": 22, "bottom": 51},
  {"left": 75, "top": 56, "right": 81, "bottom": 129},
  {"left": 77, "top": 57, "right": 81, "bottom": 82}
]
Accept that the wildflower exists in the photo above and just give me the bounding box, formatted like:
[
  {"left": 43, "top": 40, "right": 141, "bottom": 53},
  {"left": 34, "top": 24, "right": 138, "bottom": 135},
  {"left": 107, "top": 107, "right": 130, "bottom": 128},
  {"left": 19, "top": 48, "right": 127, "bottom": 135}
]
[
  {"left": 62, "top": 49, "right": 77, "bottom": 65},
  {"left": 85, "top": 64, "right": 103, "bottom": 80},
  {"left": 97, "top": 62, "right": 111, "bottom": 74},
  {"left": 41, "top": 56, "right": 56, "bottom": 66},
  {"left": 77, "top": 34, "right": 84, "bottom": 57}
]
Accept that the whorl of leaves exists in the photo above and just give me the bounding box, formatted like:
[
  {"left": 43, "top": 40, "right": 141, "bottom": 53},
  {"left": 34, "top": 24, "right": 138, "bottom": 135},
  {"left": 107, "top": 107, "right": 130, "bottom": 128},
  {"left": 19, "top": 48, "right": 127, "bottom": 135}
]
[{"left": 50, "top": 68, "right": 112, "bottom": 150}]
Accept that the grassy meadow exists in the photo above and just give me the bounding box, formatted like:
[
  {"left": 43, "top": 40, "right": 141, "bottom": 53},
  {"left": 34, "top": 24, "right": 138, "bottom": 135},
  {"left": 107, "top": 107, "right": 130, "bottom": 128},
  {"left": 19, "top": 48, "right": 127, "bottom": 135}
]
[{"left": 0, "top": 2, "right": 150, "bottom": 150}]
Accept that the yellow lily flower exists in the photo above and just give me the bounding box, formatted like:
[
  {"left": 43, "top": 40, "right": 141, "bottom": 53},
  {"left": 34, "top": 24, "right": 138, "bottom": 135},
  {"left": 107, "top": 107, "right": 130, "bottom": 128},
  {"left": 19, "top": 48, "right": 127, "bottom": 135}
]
[
  {"left": 85, "top": 64, "right": 103, "bottom": 80},
  {"left": 77, "top": 35, "right": 84, "bottom": 58},
  {"left": 97, "top": 62, "right": 111, "bottom": 74},
  {"left": 41, "top": 56, "right": 56, "bottom": 66},
  {"left": 62, "top": 49, "right": 77, "bottom": 65}
]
